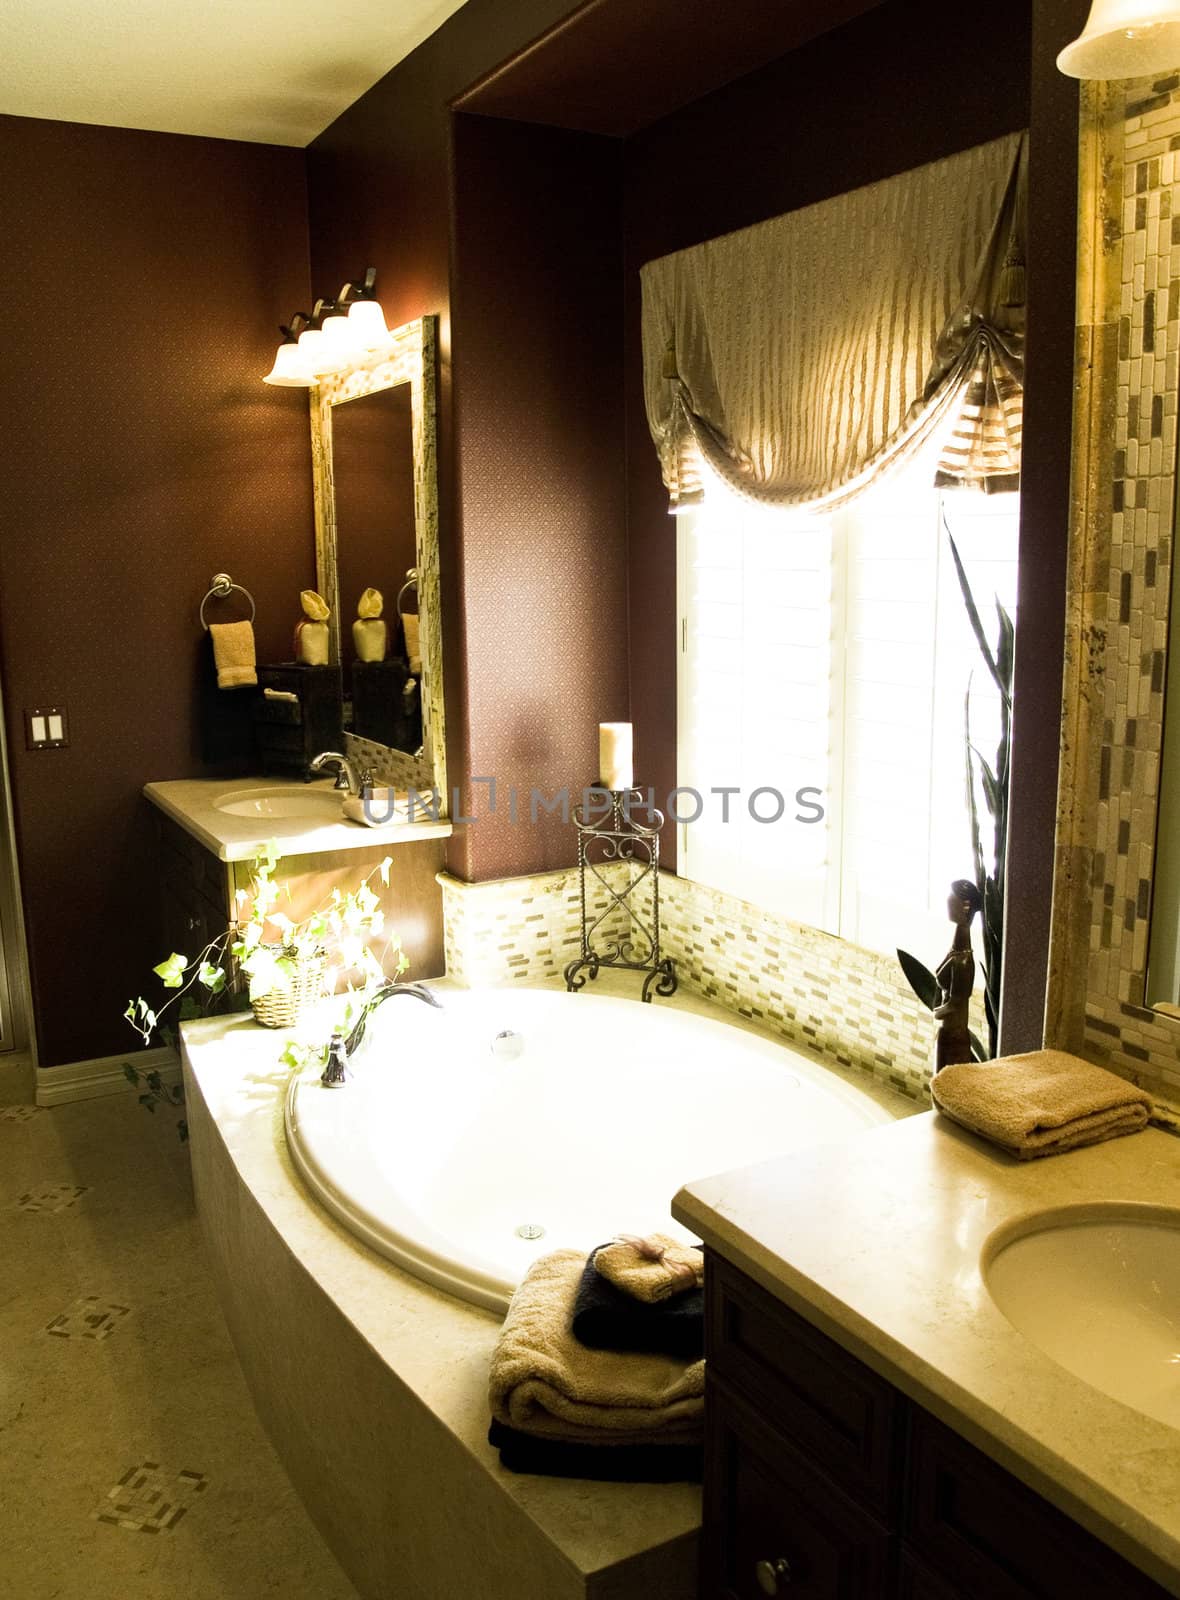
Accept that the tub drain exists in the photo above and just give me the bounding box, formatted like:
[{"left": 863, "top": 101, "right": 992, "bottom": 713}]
[{"left": 515, "top": 1223, "right": 545, "bottom": 1241}]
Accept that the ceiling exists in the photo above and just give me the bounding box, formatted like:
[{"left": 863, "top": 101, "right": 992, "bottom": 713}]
[{"left": 0, "top": 0, "right": 471, "bottom": 148}]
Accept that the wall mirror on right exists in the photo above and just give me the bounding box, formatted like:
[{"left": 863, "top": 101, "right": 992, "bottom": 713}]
[
  {"left": 1146, "top": 462, "right": 1180, "bottom": 1011},
  {"left": 310, "top": 313, "right": 447, "bottom": 808},
  {"left": 1048, "top": 77, "right": 1180, "bottom": 1090}
]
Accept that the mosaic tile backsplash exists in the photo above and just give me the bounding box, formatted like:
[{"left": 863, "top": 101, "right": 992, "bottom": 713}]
[
  {"left": 441, "top": 866, "right": 957, "bottom": 1101},
  {"left": 1048, "top": 74, "right": 1180, "bottom": 1109}
]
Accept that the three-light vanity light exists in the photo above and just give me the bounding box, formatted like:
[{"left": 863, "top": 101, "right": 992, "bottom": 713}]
[{"left": 263, "top": 266, "right": 391, "bottom": 387}]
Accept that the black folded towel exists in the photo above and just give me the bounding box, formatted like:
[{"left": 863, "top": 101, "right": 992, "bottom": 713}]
[
  {"left": 571, "top": 1246, "right": 704, "bottom": 1360},
  {"left": 488, "top": 1420, "right": 702, "bottom": 1483}
]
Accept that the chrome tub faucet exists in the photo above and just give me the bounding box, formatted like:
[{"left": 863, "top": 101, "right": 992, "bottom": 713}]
[{"left": 321, "top": 981, "right": 443, "bottom": 1086}]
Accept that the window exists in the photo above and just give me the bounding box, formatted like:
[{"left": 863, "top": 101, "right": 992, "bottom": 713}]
[{"left": 676, "top": 449, "right": 1019, "bottom": 960}]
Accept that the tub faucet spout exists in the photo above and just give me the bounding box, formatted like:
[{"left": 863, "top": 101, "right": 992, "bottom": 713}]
[{"left": 320, "top": 981, "right": 442, "bottom": 1086}]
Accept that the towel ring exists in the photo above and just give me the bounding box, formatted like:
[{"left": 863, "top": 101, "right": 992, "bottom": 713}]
[
  {"left": 199, "top": 573, "right": 256, "bottom": 630},
  {"left": 396, "top": 569, "right": 419, "bottom": 613}
]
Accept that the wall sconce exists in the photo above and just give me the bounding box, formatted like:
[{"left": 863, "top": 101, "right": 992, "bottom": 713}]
[
  {"left": 263, "top": 314, "right": 313, "bottom": 387},
  {"left": 262, "top": 268, "right": 391, "bottom": 387},
  {"left": 1058, "top": 0, "right": 1180, "bottom": 77}
]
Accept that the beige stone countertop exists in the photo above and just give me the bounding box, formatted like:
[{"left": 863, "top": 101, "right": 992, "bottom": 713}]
[
  {"left": 673, "top": 1112, "right": 1180, "bottom": 1594},
  {"left": 145, "top": 774, "right": 453, "bottom": 861},
  {"left": 180, "top": 995, "right": 702, "bottom": 1585}
]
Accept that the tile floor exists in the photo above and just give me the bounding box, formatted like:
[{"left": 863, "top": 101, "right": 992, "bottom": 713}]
[{"left": 0, "top": 1048, "right": 359, "bottom": 1599}]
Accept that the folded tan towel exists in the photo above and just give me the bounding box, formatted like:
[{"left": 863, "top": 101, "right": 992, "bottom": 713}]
[
  {"left": 489, "top": 1249, "right": 705, "bottom": 1445},
  {"left": 931, "top": 1049, "right": 1153, "bottom": 1159},
  {"left": 594, "top": 1233, "right": 705, "bottom": 1304},
  {"left": 209, "top": 619, "right": 257, "bottom": 689}
]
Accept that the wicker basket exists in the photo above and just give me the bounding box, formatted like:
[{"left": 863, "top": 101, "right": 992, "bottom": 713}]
[{"left": 250, "top": 952, "right": 327, "bottom": 1029}]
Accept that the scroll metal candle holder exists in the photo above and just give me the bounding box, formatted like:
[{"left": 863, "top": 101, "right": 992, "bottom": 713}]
[{"left": 564, "top": 789, "right": 677, "bottom": 1002}]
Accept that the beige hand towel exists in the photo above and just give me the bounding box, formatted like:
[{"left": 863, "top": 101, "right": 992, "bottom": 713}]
[
  {"left": 209, "top": 620, "right": 257, "bottom": 689},
  {"left": 931, "top": 1049, "right": 1153, "bottom": 1159},
  {"left": 489, "top": 1249, "right": 705, "bottom": 1445},
  {"left": 594, "top": 1233, "right": 705, "bottom": 1304}
]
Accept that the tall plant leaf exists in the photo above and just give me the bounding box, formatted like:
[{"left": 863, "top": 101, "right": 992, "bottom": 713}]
[
  {"left": 897, "top": 949, "right": 941, "bottom": 1012},
  {"left": 947, "top": 523, "right": 1009, "bottom": 706}
]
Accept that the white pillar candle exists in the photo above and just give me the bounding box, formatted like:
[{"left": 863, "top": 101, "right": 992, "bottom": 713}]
[{"left": 599, "top": 722, "right": 634, "bottom": 791}]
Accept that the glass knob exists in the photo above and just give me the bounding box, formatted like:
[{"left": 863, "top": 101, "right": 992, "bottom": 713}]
[{"left": 755, "top": 1556, "right": 792, "bottom": 1594}]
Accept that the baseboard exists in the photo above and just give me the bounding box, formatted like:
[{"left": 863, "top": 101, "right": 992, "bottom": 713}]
[{"left": 36, "top": 1046, "right": 181, "bottom": 1107}]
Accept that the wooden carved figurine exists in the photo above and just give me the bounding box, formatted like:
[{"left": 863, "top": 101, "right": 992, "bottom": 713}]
[{"left": 933, "top": 878, "right": 983, "bottom": 1072}]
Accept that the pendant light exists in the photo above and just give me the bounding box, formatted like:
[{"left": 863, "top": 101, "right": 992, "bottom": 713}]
[{"left": 1058, "top": 0, "right": 1180, "bottom": 77}]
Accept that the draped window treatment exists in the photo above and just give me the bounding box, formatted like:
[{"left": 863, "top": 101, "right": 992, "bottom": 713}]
[{"left": 641, "top": 132, "right": 1027, "bottom": 513}]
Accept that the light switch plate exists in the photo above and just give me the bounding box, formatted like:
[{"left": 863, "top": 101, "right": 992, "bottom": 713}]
[{"left": 25, "top": 706, "right": 68, "bottom": 750}]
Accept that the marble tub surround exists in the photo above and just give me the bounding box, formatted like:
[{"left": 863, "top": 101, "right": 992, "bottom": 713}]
[
  {"left": 146, "top": 774, "right": 453, "bottom": 862},
  {"left": 182, "top": 987, "right": 717, "bottom": 1600},
  {"left": 674, "top": 1113, "right": 1180, "bottom": 1594}
]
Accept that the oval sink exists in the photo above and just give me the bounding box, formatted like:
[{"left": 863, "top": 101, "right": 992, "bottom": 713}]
[
  {"left": 213, "top": 788, "right": 342, "bottom": 821},
  {"left": 983, "top": 1204, "right": 1180, "bottom": 1427}
]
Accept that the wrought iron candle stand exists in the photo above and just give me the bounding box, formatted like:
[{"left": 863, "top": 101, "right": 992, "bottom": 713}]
[{"left": 564, "top": 789, "right": 677, "bottom": 1002}]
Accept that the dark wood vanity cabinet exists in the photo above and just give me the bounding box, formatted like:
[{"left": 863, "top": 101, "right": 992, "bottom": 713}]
[{"left": 702, "top": 1254, "right": 1172, "bottom": 1600}]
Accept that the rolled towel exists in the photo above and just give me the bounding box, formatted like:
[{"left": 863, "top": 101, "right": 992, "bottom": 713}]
[
  {"left": 209, "top": 620, "right": 257, "bottom": 689},
  {"left": 488, "top": 1420, "right": 702, "bottom": 1482},
  {"left": 573, "top": 1247, "right": 704, "bottom": 1359},
  {"left": 488, "top": 1249, "right": 704, "bottom": 1446},
  {"left": 931, "top": 1049, "right": 1153, "bottom": 1159},
  {"left": 593, "top": 1233, "right": 705, "bottom": 1304}
]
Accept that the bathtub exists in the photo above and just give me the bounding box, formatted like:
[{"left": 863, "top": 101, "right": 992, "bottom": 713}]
[{"left": 285, "top": 985, "right": 891, "bottom": 1312}]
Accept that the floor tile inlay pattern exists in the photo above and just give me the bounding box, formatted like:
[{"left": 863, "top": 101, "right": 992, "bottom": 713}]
[
  {"left": 94, "top": 1462, "right": 209, "bottom": 1533},
  {"left": 0, "top": 1048, "right": 359, "bottom": 1600}
]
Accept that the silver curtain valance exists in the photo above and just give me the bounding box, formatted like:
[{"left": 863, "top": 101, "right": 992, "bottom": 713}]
[{"left": 641, "top": 132, "right": 1027, "bottom": 512}]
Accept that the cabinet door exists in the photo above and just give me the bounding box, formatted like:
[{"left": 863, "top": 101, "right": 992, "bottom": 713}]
[
  {"left": 906, "top": 1410, "right": 1172, "bottom": 1600},
  {"left": 897, "top": 1549, "right": 964, "bottom": 1600},
  {"left": 704, "top": 1378, "right": 894, "bottom": 1600}
]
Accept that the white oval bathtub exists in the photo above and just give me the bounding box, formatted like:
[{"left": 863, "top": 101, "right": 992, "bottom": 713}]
[{"left": 284, "top": 986, "right": 892, "bottom": 1313}]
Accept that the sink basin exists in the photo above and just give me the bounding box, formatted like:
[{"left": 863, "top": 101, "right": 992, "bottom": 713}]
[
  {"left": 213, "top": 787, "right": 342, "bottom": 821},
  {"left": 984, "top": 1205, "right": 1180, "bottom": 1427}
]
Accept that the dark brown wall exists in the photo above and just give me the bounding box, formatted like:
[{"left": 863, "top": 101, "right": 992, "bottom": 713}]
[
  {"left": 1001, "top": 0, "right": 1091, "bottom": 1052},
  {"left": 450, "top": 114, "right": 625, "bottom": 876},
  {"left": 622, "top": 0, "right": 1035, "bottom": 866},
  {"left": 0, "top": 115, "right": 313, "bottom": 1067},
  {"left": 307, "top": 0, "right": 627, "bottom": 882}
]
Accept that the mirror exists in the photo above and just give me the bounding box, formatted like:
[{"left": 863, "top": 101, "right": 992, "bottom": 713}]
[
  {"left": 1146, "top": 463, "right": 1180, "bottom": 1010},
  {"left": 310, "top": 315, "right": 447, "bottom": 810}
]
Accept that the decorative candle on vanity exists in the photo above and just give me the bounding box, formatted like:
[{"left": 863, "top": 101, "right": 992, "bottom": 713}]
[{"left": 599, "top": 722, "right": 633, "bottom": 792}]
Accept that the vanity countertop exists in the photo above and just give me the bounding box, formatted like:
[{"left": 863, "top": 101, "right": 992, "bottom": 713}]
[
  {"left": 144, "top": 774, "right": 453, "bottom": 861},
  {"left": 673, "top": 1112, "right": 1180, "bottom": 1593}
]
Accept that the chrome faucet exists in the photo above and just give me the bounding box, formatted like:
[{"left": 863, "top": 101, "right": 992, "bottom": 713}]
[
  {"left": 321, "top": 981, "right": 442, "bottom": 1086},
  {"left": 307, "top": 750, "right": 373, "bottom": 796}
]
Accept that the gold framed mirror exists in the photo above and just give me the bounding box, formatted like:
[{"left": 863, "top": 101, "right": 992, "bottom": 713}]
[{"left": 310, "top": 314, "right": 447, "bottom": 810}]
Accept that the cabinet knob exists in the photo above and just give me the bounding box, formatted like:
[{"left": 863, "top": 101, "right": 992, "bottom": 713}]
[
  {"left": 186, "top": 915, "right": 201, "bottom": 932},
  {"left": 755, "top": 1557, "right": 792, "bottom": 1594}
]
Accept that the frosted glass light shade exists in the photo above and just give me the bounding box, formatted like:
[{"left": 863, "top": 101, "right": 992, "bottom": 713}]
[
  {"left": 320, "top": 310, "right": 357, "bottom": 362},
  {"left": 1058, "top": 0, "right": 1180, "bottom": 77},
  {"left": 348, "top": 297, "right": 390, "bottom": 350},
  {"left": 262, "top": 341, "right": 313, "bottom": 387},
  {"left": 298, "top": 325, "right": 345, "bottom": 377}
]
